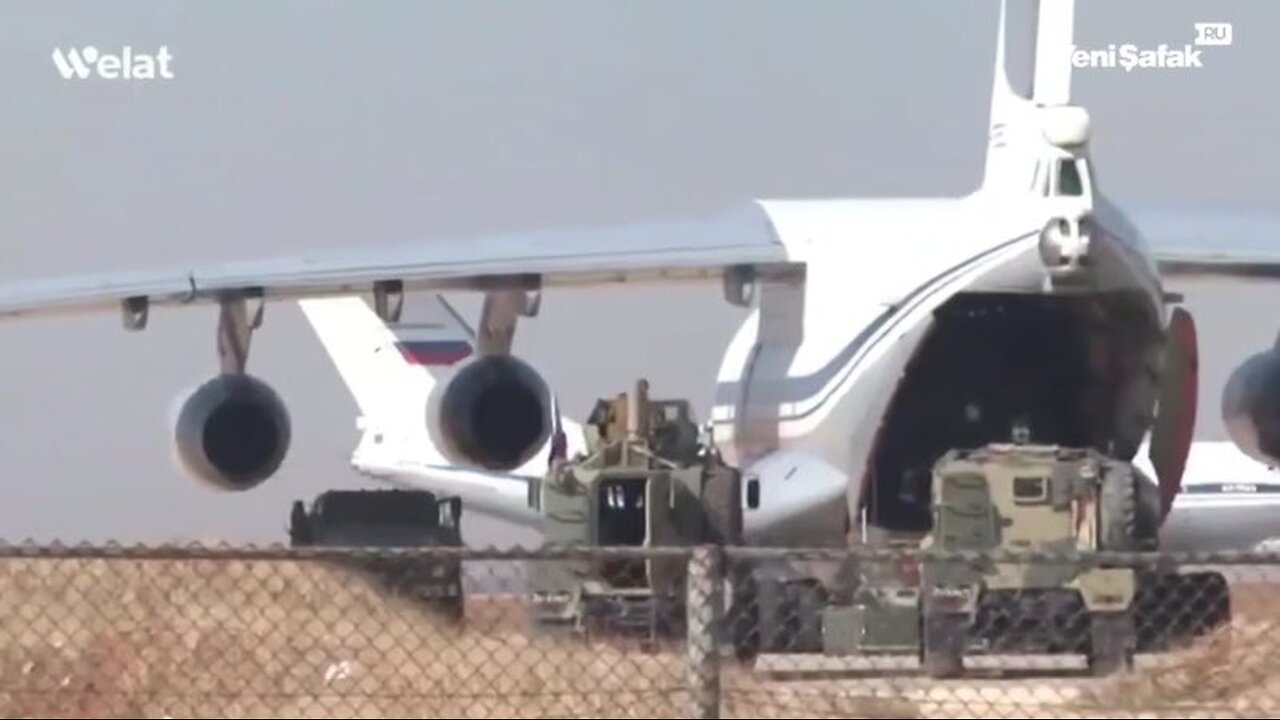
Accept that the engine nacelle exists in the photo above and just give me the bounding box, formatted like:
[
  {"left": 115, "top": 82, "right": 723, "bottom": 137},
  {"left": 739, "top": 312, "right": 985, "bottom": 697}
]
[
  {"left": 171, "top": 373, "right": 292, "bottom": 492},
  {"left": 1222, "top": 348, "right": 1280, "bottom": 466},
  {"left": 429, "top": 354, "right": 553, "bottom": 471}
]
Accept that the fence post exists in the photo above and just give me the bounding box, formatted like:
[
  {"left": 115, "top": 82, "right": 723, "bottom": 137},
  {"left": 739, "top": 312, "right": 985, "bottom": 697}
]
[{"left": 687, "top": 544, "right": 722, "bottom": 719}]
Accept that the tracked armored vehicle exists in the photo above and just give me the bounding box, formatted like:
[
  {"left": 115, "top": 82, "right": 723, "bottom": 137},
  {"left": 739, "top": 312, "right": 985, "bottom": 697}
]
[
  {"left": 815, "top": 440, "right": 1232, "bottom": 677},
  {"left": 528, "top": 379, "right": 743, "bottom": 642},
  {"left": 289, "top": 488, "right": 465, "bottom": 620}
]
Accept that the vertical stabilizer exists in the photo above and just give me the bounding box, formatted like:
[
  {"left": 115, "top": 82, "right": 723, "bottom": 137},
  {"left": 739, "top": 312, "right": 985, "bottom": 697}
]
[
  {"left": 1032, "top": 0, "right": 1075, "bottom": 106},
  {"left": 298, "top": 294, "right": 582, "bottom": 476},
  {"left": 298, "top": 295, "right": 463, "bottom": 463},
  {"left": 982, "top": 0, "right": 1079, "bottom": 192}
]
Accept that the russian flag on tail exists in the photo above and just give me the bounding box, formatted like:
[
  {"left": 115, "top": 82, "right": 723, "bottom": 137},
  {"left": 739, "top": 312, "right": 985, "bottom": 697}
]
[{"left": 394, "top": 339, "right": 473, "bottom": 366}]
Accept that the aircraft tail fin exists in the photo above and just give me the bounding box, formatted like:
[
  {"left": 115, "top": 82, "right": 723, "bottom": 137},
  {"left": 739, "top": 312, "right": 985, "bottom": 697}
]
[
  {"left": 299, "top": 293, "right": 582, "bottom": 473},
  {"left": 1030, "top": 0, "right": 1075, "bottom": 106},
  {"left": 983, "top": 0, "right": 1078, "bottom": 191},
  {"left": 297, "top": 294, "right": 475, "bottom": 464}
]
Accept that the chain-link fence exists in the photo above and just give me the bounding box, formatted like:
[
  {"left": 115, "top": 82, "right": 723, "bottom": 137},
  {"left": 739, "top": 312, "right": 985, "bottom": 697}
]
[{"left": 0, "top": 541, "right": 1276, "bottom": 718}]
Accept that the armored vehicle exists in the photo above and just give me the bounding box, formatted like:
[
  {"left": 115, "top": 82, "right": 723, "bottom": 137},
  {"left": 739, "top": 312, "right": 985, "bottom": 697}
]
[
  {"left": 289, "top": 488, "right": 465, "bottom": 620},
  {"left": 528, "top": 379, "right": 743, "bottom": 641},
  {"left": 820, "top": 441, "right": 1230, "bottom": 678},
  {"left": 917, "top": 442, "right": 1156, "bottom": 677}
]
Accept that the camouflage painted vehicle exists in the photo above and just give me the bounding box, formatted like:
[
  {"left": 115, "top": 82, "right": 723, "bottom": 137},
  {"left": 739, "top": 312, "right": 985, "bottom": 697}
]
[
  {"left": 288, "top": 488, "right": 465, "bottom": 620},
  {"left": 823, "top": 441, "right": 1230, "bottom": 678},
  {"left": 917, "top": 442, "right": 1150, "bottom": 677},
  {"left": 527, "top": 379, "right": 742, "bottom": 642}
]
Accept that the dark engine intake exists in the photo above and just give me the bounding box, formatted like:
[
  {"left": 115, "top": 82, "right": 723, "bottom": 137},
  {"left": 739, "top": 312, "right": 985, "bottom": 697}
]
[
  {"left": 172, "top": 373, "right": 292, "bottom": 491},
  {"left": 430, "top": 354, "right": 552, "bottom": 471},
  {"left": 1222, "top": 348, "right": 1280, "bottom": 465}
]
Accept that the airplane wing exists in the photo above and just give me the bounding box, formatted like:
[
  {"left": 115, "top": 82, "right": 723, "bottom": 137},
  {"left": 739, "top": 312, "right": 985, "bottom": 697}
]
[
  {"left": 0, "top": 202, "right": 792, "bottom": 323},
  {"left": 5, "top": 203, "right": 1277, "bottom": 324},
  {"left": 1131, "top": 208, "right": 1280, "bottom": 279}
]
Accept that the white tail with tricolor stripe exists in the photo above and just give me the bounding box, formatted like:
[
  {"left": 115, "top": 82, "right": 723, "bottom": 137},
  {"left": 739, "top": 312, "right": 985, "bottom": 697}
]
[
  {"left": 298, "top": 293, "right": 583, "bottom": 522},
  {"left": 297, "top": 293, "right": 477, "bottom": 464}
]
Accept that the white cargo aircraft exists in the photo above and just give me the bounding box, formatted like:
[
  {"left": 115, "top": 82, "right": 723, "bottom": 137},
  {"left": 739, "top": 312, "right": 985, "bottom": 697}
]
[
  {"left": 2, "top": 0, "right": 1279, "bottom": 551},
  {"left": 1138, "top": 442, "right": 1280, "bottom": 552}
]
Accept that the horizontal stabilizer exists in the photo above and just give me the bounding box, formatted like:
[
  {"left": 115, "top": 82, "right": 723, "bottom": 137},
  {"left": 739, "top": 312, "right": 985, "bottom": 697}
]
[{"left": 1127, "top": 207, "right": 1280, "bottom": 278}]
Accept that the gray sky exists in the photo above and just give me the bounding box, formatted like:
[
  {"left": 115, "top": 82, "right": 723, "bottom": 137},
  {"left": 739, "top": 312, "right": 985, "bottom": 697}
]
[{"left": 0, "top": 1, "right": 1275, "bottom": 546}]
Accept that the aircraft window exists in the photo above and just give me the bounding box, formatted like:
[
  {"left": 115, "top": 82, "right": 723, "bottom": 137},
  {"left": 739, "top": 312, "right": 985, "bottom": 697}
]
[
  {"left": 1056, "top": 159, "right": 1084, "bottom": 196},
  {"left": 746, "top": 478, "right": 760, "bottom": 509}
]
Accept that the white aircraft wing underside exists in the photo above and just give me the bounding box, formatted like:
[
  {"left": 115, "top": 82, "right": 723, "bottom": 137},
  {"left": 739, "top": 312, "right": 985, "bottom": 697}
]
[
  {"left": 0, "top": 201, "right": 791, "bottom": 321},
  {"left": 2, "top": 204, "right": 1280, "bottom": 323}
]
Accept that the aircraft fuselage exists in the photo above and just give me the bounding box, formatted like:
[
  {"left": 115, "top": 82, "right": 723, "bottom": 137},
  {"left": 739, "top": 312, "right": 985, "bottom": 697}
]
[{"left": 710, "top": 193, "right": 1169, "bottom": 547}]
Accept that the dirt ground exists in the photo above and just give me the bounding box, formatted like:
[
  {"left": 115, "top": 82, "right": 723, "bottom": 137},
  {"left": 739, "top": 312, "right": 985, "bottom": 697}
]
[{"left": 0, "top": 555, "right": 1276, "bottom": 719}]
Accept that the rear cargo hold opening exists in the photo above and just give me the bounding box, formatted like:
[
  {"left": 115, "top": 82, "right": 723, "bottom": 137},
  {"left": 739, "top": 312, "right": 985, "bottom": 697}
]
[{"left": 863, "top": 291, "right": 1154, "bottom": 533}]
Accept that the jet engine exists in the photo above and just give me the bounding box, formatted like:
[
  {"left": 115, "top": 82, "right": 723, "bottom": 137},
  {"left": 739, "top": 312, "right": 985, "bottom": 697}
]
[
  {"left": 1222, "top": 347, "right": 1280, "bottom": 465},
  {"left": 171, "top": 373, "right": 292, "bottom": 491},
  {"left": 428, "top": 354, "right": 553, "bottom": 471}
]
